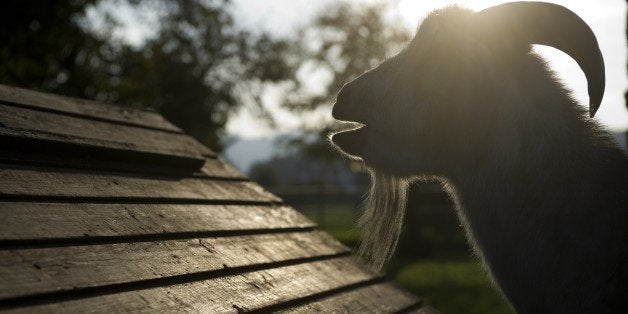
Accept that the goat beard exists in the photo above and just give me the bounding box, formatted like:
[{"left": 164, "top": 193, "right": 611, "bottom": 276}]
[{"left": 358, "top": 169, "right": 410, "bottom": 271}]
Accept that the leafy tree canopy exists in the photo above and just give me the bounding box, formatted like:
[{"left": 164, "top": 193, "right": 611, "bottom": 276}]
[
  {"left": 0, "top": 0, "right": 410, "bottom": 154},
  {"left": 276, "top": 2, "right": 412, "bottom": 168},
  {"left": 0, "top": 0, "right": 291, "bottom": 150}
]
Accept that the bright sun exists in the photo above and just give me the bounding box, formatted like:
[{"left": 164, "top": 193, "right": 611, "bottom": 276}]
[
  {"left": 397, "top": 0, "right": 506, "bottom": 28},
  {"left": 396, "top": 0, "right": 628, "bottom": 132}
]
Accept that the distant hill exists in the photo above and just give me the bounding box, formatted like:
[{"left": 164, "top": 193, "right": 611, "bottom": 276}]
[
  {"left": 221, "top": 136, "right": 277, "bottom": 173},
  {"left": 222, "top": 130, "right": 627, "bottom": 175}
]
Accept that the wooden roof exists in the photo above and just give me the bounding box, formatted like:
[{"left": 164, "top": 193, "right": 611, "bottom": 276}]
[{"left": 0, "top": 84, "right": 433, "bottom": 313}]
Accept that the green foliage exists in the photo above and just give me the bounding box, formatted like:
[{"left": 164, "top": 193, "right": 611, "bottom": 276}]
[
  {"left": 283, "top": 2, "right": 411, "bottom": 113},
  {"left": 0, "top": 0, "right": 292, "bottom": 150},
  {"left": 1, "top": 0, "right": 411, "bottom": 152},
  {"left": 273, "top": 2, "right": 412, "bottom": 166},
  {"left": 102, "top": 1, "right": 293, "bottom": 148},
  {"left": 393, "top": 260, "right": 514, "bottom": 314},
  {"left": 298, "top": 204, "right": 362, "bottom": 247},
  {"left": 308, "top": 205, "right": 513, "bottom": 314},
  {"left": 0, "top": 0, "right": 104, "bottom": 96}
]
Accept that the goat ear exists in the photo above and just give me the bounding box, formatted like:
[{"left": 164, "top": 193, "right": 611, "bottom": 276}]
[{"left": 476, "top": 1, "right": 605, "bottom": 117}]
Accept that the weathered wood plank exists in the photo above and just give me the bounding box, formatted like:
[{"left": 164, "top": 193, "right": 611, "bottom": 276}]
[
  {"left": 0, "top": 203, "right": 313, "bottom": 241},
  {"left": 279, "top": 282, "right": 420, "bottom": 313},
  {"left": 0, "top": 127, "right": 206, "bottom": 172},
  {"left": 0, "top": 147, "right": 241, "bottom": 178},
  {"left": 0, "top": 84, "right": 180, "bottom": 132},
  {"left": 197, "top": 158, "right": 246, "bottom": 179},
  {"left": 10, "top": 257, "right": 374, "bottom": 313},
  {"left": 0, "top": 231, "right": 347, "bottom": 300},
  {"left": 0, "top": 104, "right": 214, "bottom": 157},
  {"left": 0, "top": 165, "right": 280, "bottom": 202}
]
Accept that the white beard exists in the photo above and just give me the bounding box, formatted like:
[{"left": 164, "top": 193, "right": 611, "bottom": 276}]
[{"left": 358, "top": 170, "right": 410, "bottom": 271}]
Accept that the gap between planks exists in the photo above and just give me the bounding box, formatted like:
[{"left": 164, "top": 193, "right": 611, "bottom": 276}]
[
  {"left": 0, "top": 227, "right": 318, "bottom": 250},
  {"left": 0, "top": 231, "right": 349, "bottom": 300},
  {"left": 0, "top": 203, "right": 311, "bottom": 242},
  {"left": 4, "top": 257, "right": 386, "bottom": 313},
  {"left": 0, "top": 253, "right": 354, "bottom": 310},
  {"left": 276, "top": 282, "right": 423, "bottom": 314},
  {"left": 248, "top": 278, "right": 387, "bottom": 313},
  {"left": 0, "top": 158, "right": 245, "bottom": 181},
  {"left": 0, "top": 196, "right": 282, "bottom": 206},
  {"left": 0, "top": 84, "right": 181, "bottom": 134},
  {"left": 0, "top": 165, "right": 281, "bottom": 203},
  {"left": 0, "top": 101, "right": 185, "bottom": 135},
  {"left": 0, "top": 100, "right": 184, "bottom": 134},
  {"left": 0, "top": 105, "right": 213, "bottom": 158}
]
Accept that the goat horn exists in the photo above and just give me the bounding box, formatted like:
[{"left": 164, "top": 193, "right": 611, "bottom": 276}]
[{"left": 477, "top": 1, "right": 605, "bottom": 117}]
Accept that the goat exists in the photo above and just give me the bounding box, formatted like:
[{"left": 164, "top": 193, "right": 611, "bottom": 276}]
[{"left": 330, "top": 2, "right": 627, "bottom": 313}]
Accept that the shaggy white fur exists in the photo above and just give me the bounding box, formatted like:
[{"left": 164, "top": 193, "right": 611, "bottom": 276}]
[{"left": 357, "top": 170, "right": 409, "bottom": 271}]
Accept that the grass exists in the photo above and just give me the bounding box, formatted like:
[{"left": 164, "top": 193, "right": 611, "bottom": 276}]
[
  {"left": 390, "top": 259, "right": 514, "bottom": 314},
  {"left": 298, "top": 205, "right": 361, "bottom": 246},
  {"left": 297, "top": 204, "right": 514, "bottom": 313}
]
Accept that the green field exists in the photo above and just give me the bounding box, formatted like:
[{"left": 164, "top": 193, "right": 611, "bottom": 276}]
[
  {"left": 299, "top": 205, "right": 514, "bottom": 314},
  {"left": 390, "top": 259, "right": 513, "bottom": 314}
]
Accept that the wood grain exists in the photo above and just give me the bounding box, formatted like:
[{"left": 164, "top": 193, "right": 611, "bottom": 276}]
[
  {"left": 0, "top": 147, "right": 241, "bottom": 178},
  {"left": 0, "top": 85, "right": 427, "bottom": 313},
  {"left": 0, "top": 104, "right": 214, "bottom": 157},
  {"left": 11, "top": 257, "right": 375, "bottom": 313},
  {"left": 0, "top": 165, "right": 280, "bottom": 202},
  {"left": 0, "top": 84, "right": 180, "bottom": 132},
  {"left": 0, "top": 202, "right": 313, "bottom": 241},
  {"left": 0, "top": 127, "right": 206, "bottom": 172},
  {"left": 0, "top": 231, "right": 347, "bottom": 300},
  {"left": 279, "top": 282, "right": 420, "bottom": 313},
  {"left": 197, "top": 158, "right": 246, "bottom": 179}
]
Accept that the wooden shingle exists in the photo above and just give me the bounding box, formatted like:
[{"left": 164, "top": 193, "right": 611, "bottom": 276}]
[{"left": 0, "top": 84, "right": 433, "bottom": 313}]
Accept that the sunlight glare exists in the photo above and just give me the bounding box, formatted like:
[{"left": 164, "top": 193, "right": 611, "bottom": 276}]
[{"left": 396, "top": 0, "right": 628, "bottom": 131}]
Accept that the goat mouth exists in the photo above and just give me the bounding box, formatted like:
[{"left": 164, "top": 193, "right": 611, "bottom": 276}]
[
  {"left": 330, "top": 121, "right": 367, "bottom": 158},
  {"left": 333, "top": 120, "right": 365, "bottom": 133}
]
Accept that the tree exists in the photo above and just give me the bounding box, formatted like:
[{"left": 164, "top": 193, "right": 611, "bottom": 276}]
[
  {"left": 1, "top": 1, "right": 411, "bottom": 152},
  {"left": 282, "top": 2, "right": 411, "bottom": 112},
  {"left": 0, "top": 0, "right": 292, "bottom": 150},
  {"left": 0, "top": 0, "right": 104, "bottom": 97},
  {"left": 99, "top": 0, "right": 292, "bottom": 148},
  {"left": 275, "top": 2, "right": 412, "bottom": 168}
]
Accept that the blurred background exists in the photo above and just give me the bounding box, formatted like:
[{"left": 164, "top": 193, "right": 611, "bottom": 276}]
[{"left": 2, "top": 0, "right": 627, "bottom": 312}]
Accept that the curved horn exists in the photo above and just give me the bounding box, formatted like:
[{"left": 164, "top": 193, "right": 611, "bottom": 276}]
[{"left": 477, "top": 2, "right": 605, "bottom": 117}]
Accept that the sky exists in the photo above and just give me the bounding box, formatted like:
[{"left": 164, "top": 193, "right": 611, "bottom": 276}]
[{"left": 226, "top": 0, "right": 628, "bottom": 138}]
